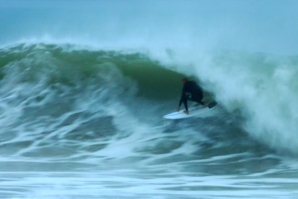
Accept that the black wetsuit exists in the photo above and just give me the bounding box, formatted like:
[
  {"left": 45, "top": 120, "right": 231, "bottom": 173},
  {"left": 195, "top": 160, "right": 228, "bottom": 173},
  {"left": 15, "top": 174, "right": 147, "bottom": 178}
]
[{"left": 179, "top": 81, "right": 204, "bottom": 111}]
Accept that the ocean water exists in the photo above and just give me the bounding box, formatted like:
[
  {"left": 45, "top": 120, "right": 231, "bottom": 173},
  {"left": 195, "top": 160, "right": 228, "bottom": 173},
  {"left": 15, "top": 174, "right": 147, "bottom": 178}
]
[{"left": 1, "top": 1, "right": 298, "bottom": 198}]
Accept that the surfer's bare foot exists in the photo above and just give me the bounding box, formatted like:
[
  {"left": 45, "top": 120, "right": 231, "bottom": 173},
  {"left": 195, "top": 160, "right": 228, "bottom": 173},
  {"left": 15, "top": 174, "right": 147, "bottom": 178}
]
[{"left": 184, "top": 110, "right": 189, "bottom": 114}]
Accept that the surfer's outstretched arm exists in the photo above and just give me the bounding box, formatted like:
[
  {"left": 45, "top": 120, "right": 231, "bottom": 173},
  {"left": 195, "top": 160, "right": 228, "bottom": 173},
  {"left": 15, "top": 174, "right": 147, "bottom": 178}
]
[{"left": 178, "top": 90, "right": 188, "bottom": 113}]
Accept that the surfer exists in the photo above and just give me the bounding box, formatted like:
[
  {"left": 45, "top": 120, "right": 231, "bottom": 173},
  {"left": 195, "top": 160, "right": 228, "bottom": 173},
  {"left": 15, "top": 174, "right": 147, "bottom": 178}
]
[{"left": 178, "top": 78, "right": 206, "bottom": 114}]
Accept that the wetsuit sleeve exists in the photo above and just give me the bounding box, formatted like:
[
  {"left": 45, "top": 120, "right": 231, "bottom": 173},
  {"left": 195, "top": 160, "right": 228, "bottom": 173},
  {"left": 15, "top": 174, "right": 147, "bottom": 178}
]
[{"left": 178, "top": 86, "right": 188, "bottom": 111}]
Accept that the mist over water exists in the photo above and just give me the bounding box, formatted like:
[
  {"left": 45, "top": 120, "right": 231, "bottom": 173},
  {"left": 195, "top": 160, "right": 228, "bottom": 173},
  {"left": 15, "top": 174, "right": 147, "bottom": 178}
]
[
  {"left": 1, "top": 1, "right": 298, "bottom": 198},
  {"left": 1, "top": 0, "right": 298, "bottom": 54}
]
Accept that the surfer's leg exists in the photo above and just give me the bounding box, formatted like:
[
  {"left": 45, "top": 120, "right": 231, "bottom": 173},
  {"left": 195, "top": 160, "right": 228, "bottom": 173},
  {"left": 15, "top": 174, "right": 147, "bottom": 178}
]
[
  {"left": 192, "top": 95, "right": 206, "bottom": 107},
  {"left": 207, "top": 101, "right": 217, "bottom": 108}
]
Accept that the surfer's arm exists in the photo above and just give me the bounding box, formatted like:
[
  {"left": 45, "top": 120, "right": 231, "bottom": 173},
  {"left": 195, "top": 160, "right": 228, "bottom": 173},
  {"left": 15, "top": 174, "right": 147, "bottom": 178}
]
[
  {"left": 178, "top": 102, "right": 188, "bottom": 111},
  {"left": 178, "top": 89, "right": 183, "bottom": 107},
  {"left": 183, "top": 100, "right": 188, "bottom": 112},
  {"left": 178, "top": 91, "right": 188, "bottom": 111}
]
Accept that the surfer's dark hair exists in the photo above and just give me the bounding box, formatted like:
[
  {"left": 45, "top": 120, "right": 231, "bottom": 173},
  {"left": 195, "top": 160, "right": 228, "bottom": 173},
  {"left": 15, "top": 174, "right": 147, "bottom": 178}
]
[{"left": 182, "top": 77, "right": 189, "bottom": 82}]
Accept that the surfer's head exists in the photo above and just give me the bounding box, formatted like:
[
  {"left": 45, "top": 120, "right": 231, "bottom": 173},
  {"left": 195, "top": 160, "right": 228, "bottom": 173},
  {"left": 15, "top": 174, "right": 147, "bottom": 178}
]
[{"left": 182, "top": 78, "right": 188, "bottom": 84}]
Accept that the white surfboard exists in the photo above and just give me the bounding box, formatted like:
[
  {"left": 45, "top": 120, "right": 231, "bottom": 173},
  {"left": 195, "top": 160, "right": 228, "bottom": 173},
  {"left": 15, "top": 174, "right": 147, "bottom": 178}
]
[{"left": 163, "top": 102, "right": 217, "bottom": 120}]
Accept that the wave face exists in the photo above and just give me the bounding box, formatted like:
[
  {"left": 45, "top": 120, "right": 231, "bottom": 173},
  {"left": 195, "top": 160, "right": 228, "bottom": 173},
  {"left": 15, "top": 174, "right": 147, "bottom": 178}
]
[
  {"left": 0, "top": 43, "right": 298, "bottom": 198},
  {"left": 1, "top": 1, "right": 298, "bottom": 198}
]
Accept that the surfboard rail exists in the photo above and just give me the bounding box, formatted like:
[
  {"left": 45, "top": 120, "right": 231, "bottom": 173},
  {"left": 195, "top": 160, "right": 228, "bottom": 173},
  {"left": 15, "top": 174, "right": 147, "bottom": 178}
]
[{"left": 163, "top": 102, "right": 217, "bottom": 120}]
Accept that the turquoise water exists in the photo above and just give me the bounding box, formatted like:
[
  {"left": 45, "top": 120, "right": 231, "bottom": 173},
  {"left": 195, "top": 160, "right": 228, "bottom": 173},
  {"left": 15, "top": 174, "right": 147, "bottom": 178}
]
[{"left": 1, "top": 1, "right": 298, "bottom": 198}]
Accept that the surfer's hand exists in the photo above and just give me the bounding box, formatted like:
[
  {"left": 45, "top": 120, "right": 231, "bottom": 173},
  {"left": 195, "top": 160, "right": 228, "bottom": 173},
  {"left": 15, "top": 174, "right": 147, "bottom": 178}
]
[{"left": 184, "top": 110, "right": 189, "bottom": 115}]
